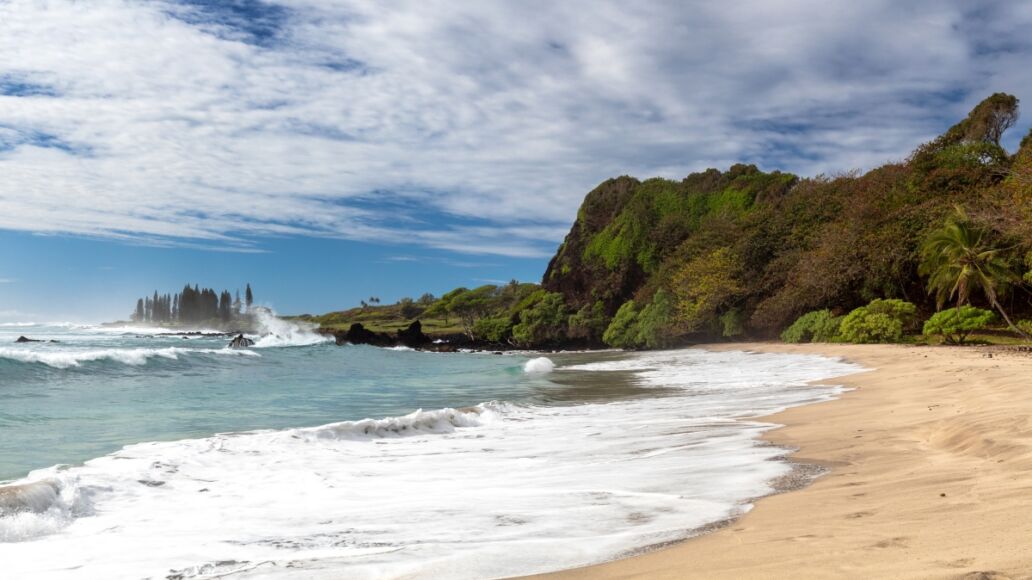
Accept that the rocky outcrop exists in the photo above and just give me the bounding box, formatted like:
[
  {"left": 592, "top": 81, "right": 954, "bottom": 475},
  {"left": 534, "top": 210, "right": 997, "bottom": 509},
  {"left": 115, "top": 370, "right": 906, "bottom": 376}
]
[
  {"left": 15, "top": 336, "right": 42, "bottom": 343},
  {"left": 334, "top": 323, "right": 394, "bottom": 347},
  {"left": 228, "top": 334, "right": 255, "bottom": 348},
  {"left": 333, "top": 321, "right": 436, "bottom": 350},
  {"left": 396, "top": 321, "right": 430, "bottom": 348}
]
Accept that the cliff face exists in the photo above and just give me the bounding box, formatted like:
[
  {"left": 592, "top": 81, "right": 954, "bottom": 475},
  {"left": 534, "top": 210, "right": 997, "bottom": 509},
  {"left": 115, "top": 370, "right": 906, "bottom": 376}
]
[{"left": 542, "top": 93, "right": 1031, "bottom": 337}]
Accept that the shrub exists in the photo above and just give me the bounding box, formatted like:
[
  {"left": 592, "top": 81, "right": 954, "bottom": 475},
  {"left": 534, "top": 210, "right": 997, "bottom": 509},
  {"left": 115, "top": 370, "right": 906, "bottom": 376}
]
[
  {"left": 1019, "top": 319, "right": 1032, "bottom": 337},
  {"left": 635, "top": 290, "right": 678, "bottom": 348},
  {"left": 781, "top": 309, "right": 841, "bottom": 343},
  {"left": 922, "top": 306, "right": 996, "bottom": 344},
  {"left": 719, "top": 309, "right": 744, "bottom": 338},
  {"left": 473, "top": 317, "right": 513, "bottom": 343},
  {"left": 511, "top": 292, "right": 569, "bottom": 347},
  {"left": 839, "top": 299, "right": 916, "bottom": 343},
  {"left": 863, "top": 299, "right": 918, "bottom": 332},
  {"left": 567, "top": 301, "right": 609, "bottom": 342},
  {"left": 603, "top": 301, "right": 640, "bottom": 348}
]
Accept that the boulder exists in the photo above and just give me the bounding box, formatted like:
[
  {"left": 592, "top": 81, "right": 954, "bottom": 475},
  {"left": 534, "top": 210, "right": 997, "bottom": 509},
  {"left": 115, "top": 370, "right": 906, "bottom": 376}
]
[
  {"left": 396, "top": 320, "right": 430, "bottom": 348},
  {"left": 15, "top": 336, "right": 42, "bottom": 343},
  {"left": 337, "top": 323, "right": 395, "bottom": 347},
  {"left": 228, "top": 334, "right": 255, "bottom": 349}
]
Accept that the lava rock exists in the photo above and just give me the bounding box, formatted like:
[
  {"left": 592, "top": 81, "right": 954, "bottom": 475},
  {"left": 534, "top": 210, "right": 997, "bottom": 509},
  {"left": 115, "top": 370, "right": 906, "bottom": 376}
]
[{"left": 228, "top": 334, "right": 255, "bottom": 348}]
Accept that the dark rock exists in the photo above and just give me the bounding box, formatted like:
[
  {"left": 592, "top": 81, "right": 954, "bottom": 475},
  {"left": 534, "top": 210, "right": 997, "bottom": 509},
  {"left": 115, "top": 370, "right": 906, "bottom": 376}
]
[
  {"left": 15, "top": 336, "right": 42, "bottom": 343},
  {"left": 228, "top": 334, "right": 255, "bottom": 349},
  {"left": 396, "top": 321, "right": 430, "bottom": 348},
  {"left": 340, "top": 323, "right": 395, "bottom": 347}
]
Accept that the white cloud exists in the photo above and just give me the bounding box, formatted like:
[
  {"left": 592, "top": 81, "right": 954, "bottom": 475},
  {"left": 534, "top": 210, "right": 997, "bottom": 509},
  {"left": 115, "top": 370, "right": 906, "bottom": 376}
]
[{"left": 0, "top": 0, "right": 1029, "bottom": 257}]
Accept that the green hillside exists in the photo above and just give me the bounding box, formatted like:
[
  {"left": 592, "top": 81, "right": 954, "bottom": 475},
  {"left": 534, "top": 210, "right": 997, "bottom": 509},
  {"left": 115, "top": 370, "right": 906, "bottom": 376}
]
[{"left": 311, "top": 93, "right": 1032, "bottom": 349}]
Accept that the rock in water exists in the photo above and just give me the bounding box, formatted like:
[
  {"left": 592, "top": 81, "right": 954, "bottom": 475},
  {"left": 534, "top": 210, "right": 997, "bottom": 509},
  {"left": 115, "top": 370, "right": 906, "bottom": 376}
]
[
  {"left": 228, "top": 334, "right": 255, "bottom": 349},
  {"left": 15, "top": 336, "right": 42, "bottom": 343}
]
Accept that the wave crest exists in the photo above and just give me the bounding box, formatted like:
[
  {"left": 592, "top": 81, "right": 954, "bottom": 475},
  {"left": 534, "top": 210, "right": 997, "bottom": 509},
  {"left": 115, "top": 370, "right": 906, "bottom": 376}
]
[
  {"left": 0, "top": 347, "right": 259, "bottom": 369},
  {"left": 298, "top": 402, "right": 510, "bottom": 441}
]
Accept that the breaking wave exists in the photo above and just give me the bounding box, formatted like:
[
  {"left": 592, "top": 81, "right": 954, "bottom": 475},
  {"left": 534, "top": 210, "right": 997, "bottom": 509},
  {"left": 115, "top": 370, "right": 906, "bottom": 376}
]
[
  {"left": 250, "top": 310, "right": 330, "bottom": 348},
  {"left": 298, "top": 402, "right": 510, "bottom": 441},
  {"left": 0, "top": 347, "right": 259, "bottom": 369}
]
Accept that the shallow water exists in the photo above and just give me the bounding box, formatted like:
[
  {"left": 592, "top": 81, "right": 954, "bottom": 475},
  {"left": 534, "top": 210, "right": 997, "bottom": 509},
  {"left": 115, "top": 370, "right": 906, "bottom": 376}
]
[{"left": 0, "top": 320, "right": 862, "bottom": 579}]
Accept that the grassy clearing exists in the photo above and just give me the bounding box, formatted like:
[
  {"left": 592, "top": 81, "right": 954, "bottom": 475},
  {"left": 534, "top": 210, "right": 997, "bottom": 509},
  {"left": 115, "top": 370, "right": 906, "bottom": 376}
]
[{"left": 293, "top": 305, "right": 464, "bottom": 336}]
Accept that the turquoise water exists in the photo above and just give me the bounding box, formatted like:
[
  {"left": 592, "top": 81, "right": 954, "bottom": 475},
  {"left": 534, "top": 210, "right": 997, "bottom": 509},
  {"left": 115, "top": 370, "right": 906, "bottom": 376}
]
[
  {"left": 0, "top": 318, "right": 862, "bottom": 579},
  {"left": 0, "top": 322, "right": 557, "bottom": 481}
]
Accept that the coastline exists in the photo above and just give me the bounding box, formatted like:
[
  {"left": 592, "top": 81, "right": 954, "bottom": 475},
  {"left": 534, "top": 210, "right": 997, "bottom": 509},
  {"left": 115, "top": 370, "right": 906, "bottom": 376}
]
[{"left": 529, "top": 342, "right": 1032, "bottom": 579}]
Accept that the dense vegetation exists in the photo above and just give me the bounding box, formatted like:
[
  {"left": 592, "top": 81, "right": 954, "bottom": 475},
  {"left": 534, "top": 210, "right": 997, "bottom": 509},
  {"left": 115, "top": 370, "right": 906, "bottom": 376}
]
[{"left": 310, "top": 94, "right": 1032, "bottom": 349}]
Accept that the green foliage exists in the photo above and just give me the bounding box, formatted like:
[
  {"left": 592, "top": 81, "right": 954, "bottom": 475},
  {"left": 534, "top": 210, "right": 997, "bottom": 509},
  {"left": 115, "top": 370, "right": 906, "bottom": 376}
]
[
  {"left": 719, "top": 308, "right": 745, "bottom": 338},
  {"left": 780, "top": 309, "right": 842, "bottom": 343},
  {"left": 473, "top": 317, "right": 513, "bottom": 343},
  {"left": 603, "top": 301, "right": 640, "bottom": 348},
  {"left": 933, "top": 142, "right": 1009, "bottom": 170},
  {"left": 863, "top": 299, "right": 918, "bottom": 332},
  {"left": 511, "top": 292, "right": 569, "bottom": 347},
  {"left": 920, "top": 207, "right": 1027, "bottom": 337},
  {"left": 671, "top": 247, "right": 744, "bottom": 332},
  {"left": 1018, "top": 320, "right": 1032, "bottom": 337},
  {"left": 923, "top": 306, "right": 996, "bottom": 344},
  {"left": 840, "top": 311, "right": 903, "bottom": 344},
  {"left": 567, "top": 301, "right": 609, "bottom": 342},
  {"left": 838, "top": 299, "right": 916, "bottom": 343},
  {"left": 634, "top": 290, "right": 678, "bottom": 348},
  {"left": 397, "top": 297, "right": 423, "bottom": 320}
]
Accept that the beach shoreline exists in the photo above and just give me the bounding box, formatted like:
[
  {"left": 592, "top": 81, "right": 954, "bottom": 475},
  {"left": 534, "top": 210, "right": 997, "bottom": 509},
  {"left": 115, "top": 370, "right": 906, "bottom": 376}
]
[{"left": 528, "top": 342, "right": 1032, "bottom": 580}]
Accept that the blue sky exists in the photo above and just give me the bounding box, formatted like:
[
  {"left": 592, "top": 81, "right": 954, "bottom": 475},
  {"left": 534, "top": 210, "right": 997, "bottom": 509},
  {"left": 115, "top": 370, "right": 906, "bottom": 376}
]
[{"left": 1, "top": 0, "right": 1032, "bottom": 322}]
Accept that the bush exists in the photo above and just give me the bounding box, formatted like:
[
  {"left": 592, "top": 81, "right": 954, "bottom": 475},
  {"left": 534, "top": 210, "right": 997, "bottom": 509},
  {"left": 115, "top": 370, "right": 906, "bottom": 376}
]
[
  {"left": 635, "top": 290, "right": 678, "bottom": 348},
  {"left": 922, "top": 307, "right": 996, "bottom": 344},
  {"left": 603, "top": 301, "right": 640, "bottom": 348},
  {"left": 473, "top": 317, "right": 513, "bottom": 343},
  {"left": 839, "top": 299, "right": 917, "bottom": 344},
  {"left": 567, "top": 301, "right": 609, "bottom": 342},
  {"left": 864, "top": 299, "right": 918, "bottom": 332},
  {"left": 1019, "top": 319, "right": 1032, "bottom": 337},
  {"left": 781, "top": 309, "right": 841, "bottom": 343},
  {"left": 511, "top": 292, "right": 569, "bottom": 346},
  {"left": 719, "top": 309, "right": 744, "bottom": 338}
]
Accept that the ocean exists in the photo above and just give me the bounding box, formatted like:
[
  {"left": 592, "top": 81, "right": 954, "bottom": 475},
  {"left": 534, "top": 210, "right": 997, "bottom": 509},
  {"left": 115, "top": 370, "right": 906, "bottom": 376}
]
[{"left": 0, "top": 316, "right": 862, "bottom": 579}]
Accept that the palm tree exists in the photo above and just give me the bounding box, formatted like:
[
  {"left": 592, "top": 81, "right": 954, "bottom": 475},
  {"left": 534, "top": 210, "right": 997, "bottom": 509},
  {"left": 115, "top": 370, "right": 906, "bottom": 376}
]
[{"left": 919, "top": 207, "right": 1029, "bottom": 338}]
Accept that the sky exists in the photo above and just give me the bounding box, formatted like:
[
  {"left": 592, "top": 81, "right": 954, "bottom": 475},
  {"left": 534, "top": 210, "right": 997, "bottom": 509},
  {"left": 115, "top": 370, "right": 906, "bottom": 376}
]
[{"left": 1, "top": 0, "right": 1032, "bottom": 322}]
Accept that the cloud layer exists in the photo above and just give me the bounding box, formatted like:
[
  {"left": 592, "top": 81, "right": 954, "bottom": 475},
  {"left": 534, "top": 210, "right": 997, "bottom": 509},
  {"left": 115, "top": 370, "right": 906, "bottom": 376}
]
[{"left": 1, "top": 0, "right": 1030, "bottom": 257}]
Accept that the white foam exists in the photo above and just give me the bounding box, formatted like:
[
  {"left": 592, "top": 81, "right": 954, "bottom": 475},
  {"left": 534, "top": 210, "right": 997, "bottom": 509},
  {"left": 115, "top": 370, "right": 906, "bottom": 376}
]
[
  {"left": 0, "top": 349, "right": 863, "bottom": 579},
  {"left": 0, "top": 346, "right": 259, "bottom": 369},
  {"left": 251, "top": 311, "right": 330, "bottom": 348},
  {"left": 523, "top": 356, "right": 555, "bottom": 374}
]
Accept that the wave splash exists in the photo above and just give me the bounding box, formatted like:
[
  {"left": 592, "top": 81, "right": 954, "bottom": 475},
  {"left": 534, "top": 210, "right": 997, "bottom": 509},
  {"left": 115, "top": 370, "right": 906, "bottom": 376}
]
[
  {"left": 250, "top": 310, "right": 330, "bottom": 348},
  {"left": 0, "top": 478, "right": 90, "bottom": 543}
]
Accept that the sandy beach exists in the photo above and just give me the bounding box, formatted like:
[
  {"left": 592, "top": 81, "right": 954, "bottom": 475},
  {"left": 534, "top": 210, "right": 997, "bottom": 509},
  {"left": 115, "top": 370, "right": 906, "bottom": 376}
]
[{"left": 533, "top": 343, "right": 1032, "bottom": 580}]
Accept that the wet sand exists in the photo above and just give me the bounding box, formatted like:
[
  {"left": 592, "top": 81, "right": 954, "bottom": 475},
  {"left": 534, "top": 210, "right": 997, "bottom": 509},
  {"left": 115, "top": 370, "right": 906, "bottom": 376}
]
[{"left": 530, "top": 343, "right": 1032, "bottom": 580}]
